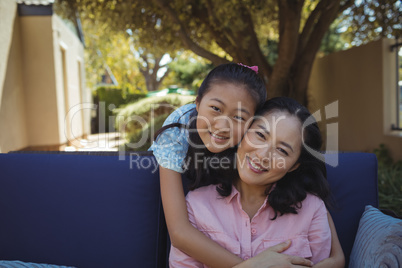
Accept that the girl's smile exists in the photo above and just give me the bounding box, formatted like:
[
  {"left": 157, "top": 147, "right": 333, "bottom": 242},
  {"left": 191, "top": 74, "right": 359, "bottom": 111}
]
[
  {"left": 210, "top": 131, "right": 230, "bottom": 143},
  {"left": 196, "top": 82, "right": 256, "bottom": 153}
]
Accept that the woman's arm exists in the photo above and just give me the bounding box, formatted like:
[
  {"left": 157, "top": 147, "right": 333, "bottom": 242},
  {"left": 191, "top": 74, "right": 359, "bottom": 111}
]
[
  {"left": 160, "top": 166, "right": 244, "bottom": 268},
  {"left": 312, "top": 213, "right": 345, "bottom": 268}
]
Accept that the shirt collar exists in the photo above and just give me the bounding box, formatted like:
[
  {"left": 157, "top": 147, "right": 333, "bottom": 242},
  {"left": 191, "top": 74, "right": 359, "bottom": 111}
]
[
  {"left": 224, "top": 183, "right": 277, "bottom": 204},
  {"left": 224, "top": 185, "right": 240, "bottom": 204}
]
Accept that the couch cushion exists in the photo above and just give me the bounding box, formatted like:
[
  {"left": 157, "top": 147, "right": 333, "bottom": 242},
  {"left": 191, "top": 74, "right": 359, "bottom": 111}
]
[
  {"left": 349, "top": 205, "right": 402, "bottom": 268},
  {"left": 0, "top": 152, "right": 167, "bottom": 268}
]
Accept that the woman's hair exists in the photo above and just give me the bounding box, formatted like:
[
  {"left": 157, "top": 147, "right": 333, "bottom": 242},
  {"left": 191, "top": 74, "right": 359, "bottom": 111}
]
[
  {"left": 155, "top": 63, "right": 267, "bottom": 189},
  {"left": 218, "top": 96, "right": 330, "bottom": 219}
]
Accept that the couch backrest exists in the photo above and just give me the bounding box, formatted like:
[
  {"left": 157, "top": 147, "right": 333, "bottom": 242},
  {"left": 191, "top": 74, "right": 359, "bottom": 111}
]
[
  {"left": 0, "top": 152, "right": 378, "bottom": 267},
  {"left": 325, "top": 152, "right": 378, "bottom": 266},
  {"left": 0, "top": 151, "right": 167, "bottom": 268}
]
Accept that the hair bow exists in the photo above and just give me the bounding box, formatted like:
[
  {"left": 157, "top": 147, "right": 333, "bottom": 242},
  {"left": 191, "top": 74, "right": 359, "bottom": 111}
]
[{"left": 238, "top": 63, "right": 258, "bottom": 74}]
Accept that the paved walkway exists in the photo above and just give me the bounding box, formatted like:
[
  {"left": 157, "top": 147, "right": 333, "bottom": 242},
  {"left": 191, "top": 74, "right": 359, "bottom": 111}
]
[{"left": 61, "top": 132, "right": 125, "bottom": 152}]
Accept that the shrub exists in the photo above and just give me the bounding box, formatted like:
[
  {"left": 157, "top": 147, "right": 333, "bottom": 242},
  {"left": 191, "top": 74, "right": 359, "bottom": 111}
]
[
  {"left": 122, "top": 114, "right": 169, "bottom": 152},
  {"left": 92, "top": 86, "right": 147, "bottom": 132},
  {"left": 115, "top": 94, "right": 195, "bottom": 151},
  {"left": 374, "top": 144, "right": 402, "bottom": 216}
]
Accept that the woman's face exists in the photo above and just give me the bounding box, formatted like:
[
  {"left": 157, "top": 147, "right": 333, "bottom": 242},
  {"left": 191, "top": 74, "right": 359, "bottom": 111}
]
[{"left": 236, "top": 110, "right": 302, "bottom": 188}]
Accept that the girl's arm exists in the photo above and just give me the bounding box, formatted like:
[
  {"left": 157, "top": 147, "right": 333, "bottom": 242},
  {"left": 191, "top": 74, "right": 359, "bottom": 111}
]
[
  {"left": 312, "top": 213, "right": 345, "bottom": 268},
  {"left": 233, "top": 241, "right": 313, "bottom": 268},
  {"left": 160, "top": 166, "right": 244, "bottom": 268}
]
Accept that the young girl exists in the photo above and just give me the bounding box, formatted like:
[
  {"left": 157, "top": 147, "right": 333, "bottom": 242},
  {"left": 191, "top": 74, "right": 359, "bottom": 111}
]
[
  {"left": 169, "top": 97, "right": 333, "bottom": 267},
  {"left": 150, "top": 64, "right": 344, "bottom": 267}
]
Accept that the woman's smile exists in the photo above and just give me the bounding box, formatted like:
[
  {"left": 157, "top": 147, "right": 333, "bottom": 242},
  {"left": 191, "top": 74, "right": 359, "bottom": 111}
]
[
  {"left": 247, "top": 156, "right": 268, "bottom": 173},
  {"left": 236, "top": 111, "right": 302, "bottom": 188}
]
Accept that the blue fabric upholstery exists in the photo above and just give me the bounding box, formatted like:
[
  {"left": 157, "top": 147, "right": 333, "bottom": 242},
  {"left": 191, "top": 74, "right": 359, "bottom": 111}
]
[
  {"left": 349, "top": 205, "right": 402, "bottom": 268},
  {"left": 0, "top": 152, "right": 378, "bottom": 267},
  {"left": 0, "top": 152, "right": 166, "bottom": 268},
  {"left": 326, "top": 153, "right": 378, "bottom": 266}
]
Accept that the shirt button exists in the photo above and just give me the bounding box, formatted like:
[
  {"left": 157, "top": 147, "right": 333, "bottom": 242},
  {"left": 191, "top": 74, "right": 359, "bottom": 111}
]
[
  {"left": 251, "top": 228, "right": 257, "bottom": 235},
  {"left": 244, "top": 256, "right": 250, "bottom": 260}
]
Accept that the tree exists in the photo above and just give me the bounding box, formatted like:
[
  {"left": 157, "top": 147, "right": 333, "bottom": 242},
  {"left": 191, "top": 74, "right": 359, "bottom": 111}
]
[
  {"left": 131, "top": 41, "right": 172, "bottom": 92},
  {"left": 70, "top": 17, "right": 147, "bottom": 93},
  {"left": 168, "top": 51, "right": 212, "bottom": 90},
  {"left": 341, "top": 0, "right": 401, "bottom": 46},
  {"left": 55, "top": 5, "right": 176, "bottom": 93},
  {"left": 56, "top": 0, "right": 401, "bottom": 104}
]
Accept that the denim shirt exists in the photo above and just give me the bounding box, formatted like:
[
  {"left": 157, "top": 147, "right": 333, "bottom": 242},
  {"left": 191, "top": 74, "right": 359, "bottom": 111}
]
[{"left": 149, "top": 103, "right": 196, "bottom": 173}]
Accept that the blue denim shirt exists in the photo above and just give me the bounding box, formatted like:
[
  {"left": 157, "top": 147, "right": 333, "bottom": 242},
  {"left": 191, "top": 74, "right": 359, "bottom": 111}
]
[{"left": 149, "top": 103, "right": 196, "bottom": 173}]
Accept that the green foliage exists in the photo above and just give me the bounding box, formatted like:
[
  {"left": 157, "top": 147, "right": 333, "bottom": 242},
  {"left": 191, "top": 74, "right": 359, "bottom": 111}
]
[
  {"left": 123, "top": 113, "right": 169, "bottom": 152},
  {"left": 93, "top": 86, "right": 146, "bottom": 132},
  {"left": 55, "top": 0, "right": 402, "bottom": 104},
  {"left": 341, "top": 0, "right": 402, "bottom": 46},
  {"left": 374, "top": 144, "right": 394, "bottom": 168},
  {"left": 319, "top": 19, "right": 349, "bottom": 55},
  {"left": 374, "top": 144, "right": 402, "bottom": 216},
  {"left": 168, "top": 55, "right": 213, "bottom": 91},
  {"left": 81, "top": 21, "right": 147, "bottom": 93},
  {"left": 114, "top": 94, "right": 195, "bottom": 151},
  {"left": 262, "top": 39, "right": 279, "bottom": 66}
]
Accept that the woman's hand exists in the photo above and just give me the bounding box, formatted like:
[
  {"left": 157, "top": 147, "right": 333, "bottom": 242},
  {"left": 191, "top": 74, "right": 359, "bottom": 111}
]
[{"left": 234, "top": 240, "right": 313, "bottom": 268}]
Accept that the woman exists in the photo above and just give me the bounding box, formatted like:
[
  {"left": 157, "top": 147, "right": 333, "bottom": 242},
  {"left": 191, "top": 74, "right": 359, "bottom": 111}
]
[{"left": 170, "top": 97, "right": 344, "bottom": 267}]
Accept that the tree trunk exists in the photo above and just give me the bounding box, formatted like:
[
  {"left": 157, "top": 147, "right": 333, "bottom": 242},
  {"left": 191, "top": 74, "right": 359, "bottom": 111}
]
[
  {"left": 267, "top": 0, "right": 348, "bottom": 105},
  {"left": 267, "top": 0, "right": 303, "bottom": 100},
  {"left": 292, "top": 0, "right": 343, "bottom": 105}
]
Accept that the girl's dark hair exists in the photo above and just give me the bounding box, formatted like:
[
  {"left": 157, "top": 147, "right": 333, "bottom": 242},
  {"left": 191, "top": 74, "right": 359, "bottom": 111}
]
[
  {"left": 155, "top": 63, "right": 267, "bottom": 189},
  {"left": 195, "top": 63, "right": 266, "bottom": 111},
  {"left": 218, "top": 97, "right": 330, "bottom": 219}
]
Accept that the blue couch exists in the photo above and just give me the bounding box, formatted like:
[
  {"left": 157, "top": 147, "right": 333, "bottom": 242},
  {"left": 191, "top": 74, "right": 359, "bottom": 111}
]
[{"left": 0, "top": 152, "right": 379, "bottom": 267}]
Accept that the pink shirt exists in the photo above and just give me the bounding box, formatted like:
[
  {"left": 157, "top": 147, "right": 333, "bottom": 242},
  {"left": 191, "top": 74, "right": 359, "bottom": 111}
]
[{"left": 169, "top": 185, "right": 331, "bottom": 267}]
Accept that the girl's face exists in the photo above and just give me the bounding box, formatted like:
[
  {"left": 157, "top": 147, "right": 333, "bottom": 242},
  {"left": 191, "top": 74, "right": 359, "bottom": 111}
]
[
  {"left": 236, "top": 110, "right": 302, "bottom": 189},
  {"left": 195, "top": 82, "right": 257, "bottom": 153}
]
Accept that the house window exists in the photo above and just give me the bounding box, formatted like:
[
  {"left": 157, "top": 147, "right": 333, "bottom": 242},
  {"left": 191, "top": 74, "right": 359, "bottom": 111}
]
[{"left": 391, "top": 42, "right": 402, "bottom": 131}]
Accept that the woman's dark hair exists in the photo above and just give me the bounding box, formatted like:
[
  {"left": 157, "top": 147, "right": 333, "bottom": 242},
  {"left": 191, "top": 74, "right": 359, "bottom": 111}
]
[
  {"left": 218, "top": 96, "right": 331, "bottom": 219},
  {"left": 155, "top": 63, "right": 267, "bottom": 189}
]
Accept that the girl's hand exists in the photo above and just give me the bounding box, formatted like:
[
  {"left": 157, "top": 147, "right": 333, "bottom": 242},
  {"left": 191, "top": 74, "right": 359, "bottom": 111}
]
[{"left": 234, "top": 240, "right": 313, "bottom": 268}]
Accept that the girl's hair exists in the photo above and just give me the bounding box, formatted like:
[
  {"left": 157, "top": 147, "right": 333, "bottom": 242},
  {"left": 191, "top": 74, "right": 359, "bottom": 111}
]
[
  {"left": 155, "top": 63, "right": 267, "bottom": 189},
  {"left": 218, "top": 97, "right": 330, "bottom": 220},
  {"left": 195, "top": 63, "right": 266, "bottom": 111}
]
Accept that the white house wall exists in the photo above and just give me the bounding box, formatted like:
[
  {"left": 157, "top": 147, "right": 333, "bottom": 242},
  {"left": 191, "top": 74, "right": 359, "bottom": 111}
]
[
  {"left": 0, "top": 1, "right": 87, "bottom": 152},
  {"left": 20, "top": 15, "right": 60, "bottom": 146},
  {"left": 0, "top": 0, "right": 17, "bottom": 107},
  {"left": 52, "top": 15, "right": 88, "bottom": 146}
]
